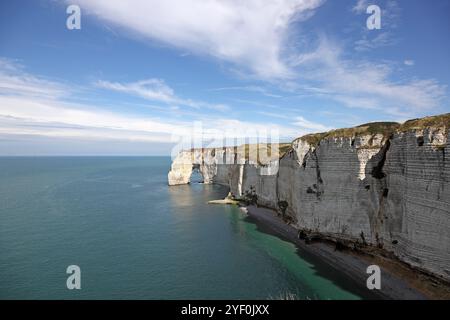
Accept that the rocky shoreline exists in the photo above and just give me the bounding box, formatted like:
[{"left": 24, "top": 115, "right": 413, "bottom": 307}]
[{"left": 242, "top": 204, "right": 449, "bottom": 300}]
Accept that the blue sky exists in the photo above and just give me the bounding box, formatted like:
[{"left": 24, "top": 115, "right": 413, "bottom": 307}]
[{"left": 0, "top": 0, "right": 449, "bottom": 155}]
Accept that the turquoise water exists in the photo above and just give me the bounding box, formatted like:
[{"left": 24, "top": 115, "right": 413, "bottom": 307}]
[{"left": 0, "top": 157, "right": 369, "bottom": 299}]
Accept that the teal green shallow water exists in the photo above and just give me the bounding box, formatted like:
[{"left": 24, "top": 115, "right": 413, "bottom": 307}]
[{"left": 0, "top": 157, "right": 368, "bottom": 299}]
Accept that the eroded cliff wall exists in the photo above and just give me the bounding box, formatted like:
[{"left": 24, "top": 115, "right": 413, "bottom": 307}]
[{"left": 167, "top": 115, "right": 450, "bottom": 281}]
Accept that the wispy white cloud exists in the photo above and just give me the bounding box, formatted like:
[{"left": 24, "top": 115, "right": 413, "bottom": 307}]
[
  {"left": 292, "top": 37, "right": 447, "bottom": 117},
  {"left": 354, "top": 32, "right": 397, "bottom": 51},
  {"left": 71, "top": 0, "right": 324, "bottom": 80},
  {"left": 96, "top": 79, "right": 229, "bottom": 112},
  {"left": 96, "top": 79, "right": 174, "bottom": 103},
  {"left": 293, "top": 116, "right": 332, "bottom": 132},
  {"left": 0, "top": 58, "right": 300, "bottom": 147},
  {"left": 352, "top": 0, "right": 369, "bottom": 14},
  {"left": 209, "top": 86, "right": 283, "bottom": 98},
  {"left": 0, "top": 95, "right": 301, "bottom": 145},
  {"left": 257, "top": 111, "right": 291, "bottom": 119},
  {"left": 0, "top": 57, "right": 68, "bottom": 99},
  {"left": 257, "top": 111, "right": 333, "bottom": 133},
  {"left": 0, "top": 96, "right": 185, "bottom": 142},
  {"left": 404, "top": 60, "right": 415, "bottom": 66}
]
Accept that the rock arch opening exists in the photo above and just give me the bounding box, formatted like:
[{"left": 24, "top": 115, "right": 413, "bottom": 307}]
[{"left": 189, "top": 164, "right": 204, "bottom": 184}]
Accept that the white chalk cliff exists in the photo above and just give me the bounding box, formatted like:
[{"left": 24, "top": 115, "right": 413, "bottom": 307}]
[{"left": 168, "top": 114, "right": 450, "bottom": 281}]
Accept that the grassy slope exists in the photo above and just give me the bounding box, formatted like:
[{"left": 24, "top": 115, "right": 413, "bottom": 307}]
[{"left": 295, "top": 113, "right": 450, "bottom": 148}]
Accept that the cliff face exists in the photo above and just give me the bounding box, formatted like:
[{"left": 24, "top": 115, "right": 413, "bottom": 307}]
[{"left": 168, "top": 115, "right": 450, "bottom": 281}]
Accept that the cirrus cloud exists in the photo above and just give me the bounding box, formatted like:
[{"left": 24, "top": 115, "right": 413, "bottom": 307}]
[
  {"left": 96, "top": 78, "right": 230, "bottom": 111},
  {"left": 70, "top": 0, "right": 324, "bottom": 80},
  {"left": 291, "top": 37, "right": 447, "bottom": 118}
]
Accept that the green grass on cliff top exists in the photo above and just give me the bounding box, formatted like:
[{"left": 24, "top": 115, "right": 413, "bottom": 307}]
[
  {"left": 295, "top": 122, "right": 400, "bottom": 147},
  {"left": 242, "top": 143, "right": 292, "bottom": 163},
  {"left": 187, "top": 113, "right": 449, "bottom": 159},
  {"left": 189, "top": 143, "right": 292, "bottom": 163},
  {"left": 296, "top": 113, "right": 450, "bottom": 147},
  {"left": 400, "top": 113, "right": 450, "bottom": 132}
]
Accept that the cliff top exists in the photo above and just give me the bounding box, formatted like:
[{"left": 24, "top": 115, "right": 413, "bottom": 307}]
[
  {"left": 188, "top": 143, "right": 292, "bottom": 163},
  {"left": 243, "top": 143, "right": 292, "bottom": 163},
  {"left": 399, "top": 113, "right": 450, "bottom": 132},
  {"left": 296, "top": 113, "right": 449, "bottom": 147},
  {"left": 184, "top": 113, "right": 449, "bottom": 160},
  {"left": 296, "top": 122, "right": 400, "bottom": 146}
]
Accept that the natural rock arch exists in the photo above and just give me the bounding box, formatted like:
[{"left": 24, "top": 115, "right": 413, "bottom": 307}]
[{"left": 190, "top": 164, "right": 204, "bottom": 183}]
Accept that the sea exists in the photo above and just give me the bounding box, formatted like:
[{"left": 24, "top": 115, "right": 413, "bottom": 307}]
[{"left": 0, "top": 157, "right": 372, "bottom": 299}]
